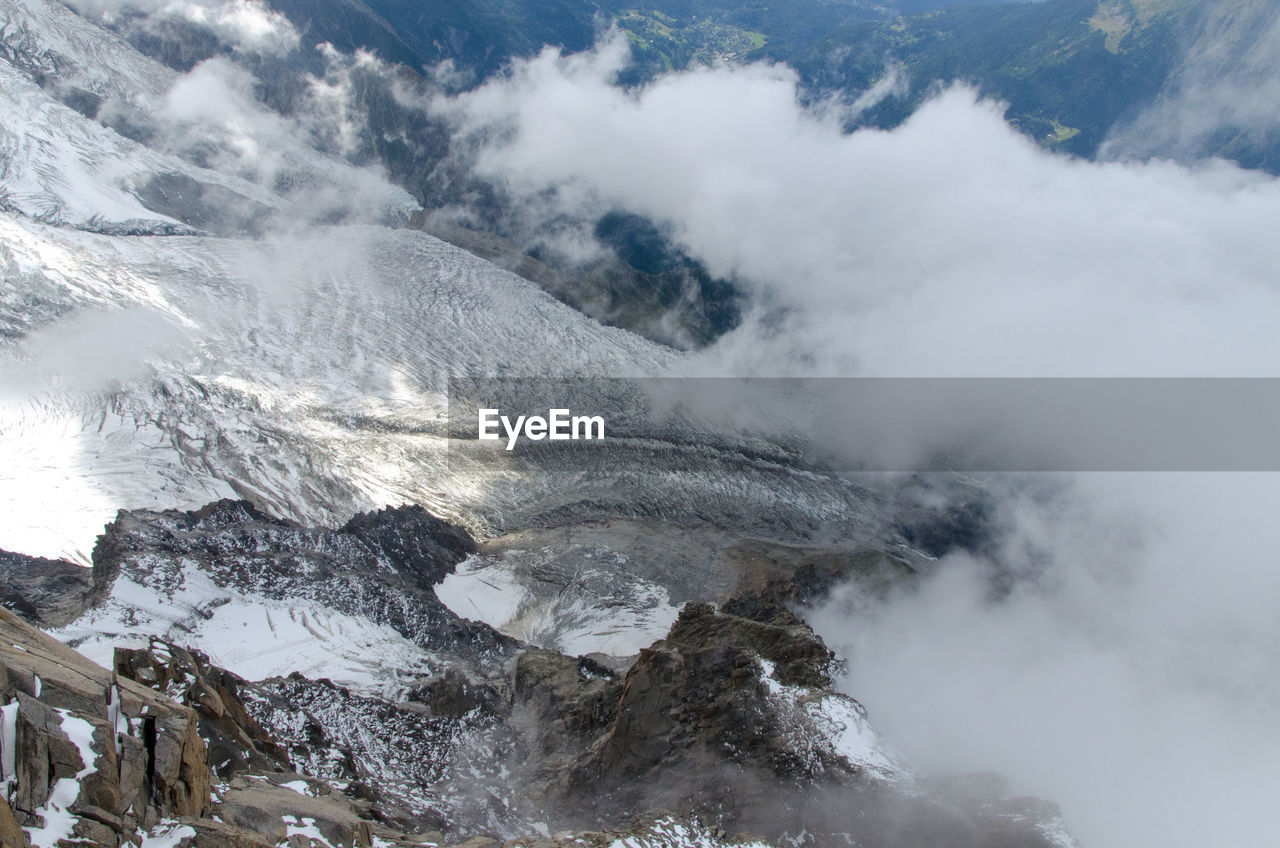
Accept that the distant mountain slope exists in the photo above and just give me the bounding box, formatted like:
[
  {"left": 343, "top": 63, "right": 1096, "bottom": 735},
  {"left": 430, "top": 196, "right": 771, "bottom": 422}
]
[
  {"left": 1103, "top": 0, "right": 1280, "bottom": 170},
  {"left": 784, "top": 0, "right": 1187, "bottom": 157},
  {"left": 259, "top": 0, "right": 1278, "bottom": 172},
  {"left": 267, "top": 0, "right": 605, "bottom": 77}
]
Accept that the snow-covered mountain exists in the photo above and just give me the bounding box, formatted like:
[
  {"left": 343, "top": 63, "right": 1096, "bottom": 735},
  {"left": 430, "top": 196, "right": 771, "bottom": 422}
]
[
  {"left": 3, "top": 498, "right": 1075, "bottom": 846},
  {"left": 0, "top": 2, "right": 1079, "bottom": 845},
  {"left": 0, "top": 0, "right": 903, "bottom": 566}
]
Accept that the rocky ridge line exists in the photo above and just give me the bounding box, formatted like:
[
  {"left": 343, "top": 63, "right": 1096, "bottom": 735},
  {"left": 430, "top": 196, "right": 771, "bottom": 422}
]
[{"left": 1, "top": 500, "right": 1076, "bottom": 847}]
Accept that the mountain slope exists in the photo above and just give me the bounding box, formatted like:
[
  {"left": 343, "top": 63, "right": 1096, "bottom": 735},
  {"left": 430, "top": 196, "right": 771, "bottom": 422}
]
[
  {"left": 1103, "top": 0, "right": 1280, "bottom": 169},
  {"left": 2, "top": 0, "right": 918, "bottom": 564},
  {"left": 0, "top": 499, "right": 1075, "bottom": 845}
]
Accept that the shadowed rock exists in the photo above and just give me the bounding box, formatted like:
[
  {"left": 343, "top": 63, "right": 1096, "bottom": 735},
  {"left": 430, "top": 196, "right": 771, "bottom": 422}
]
[{"left": 0, "top": 549, "right": 91, "bottom": 628}]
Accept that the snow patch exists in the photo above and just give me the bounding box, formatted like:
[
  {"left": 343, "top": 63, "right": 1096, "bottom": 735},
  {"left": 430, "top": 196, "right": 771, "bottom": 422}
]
[
  {"left": 56, "top": 562, "right": 441, "bottom": 697},
  {"left": 24, "top": 709, "right": 99, "bottom": 848},
  {"left": 1037, "top": 817, "right": 1081, "bottom": 848},
  {"left": 435, "top": 553, "right": 680, "bottom": 657},
  {"left": 757, "top": 657, "right": 906, "bottom": 780},
  {"left": 1, "top": 701, "right": 18, "bottom": 799},
  {"left": 602, "top": 816, "right": 773, "bottom": 848},
  {"left": 434, "top": 557, "right": 528, "bottom": 629},
  {"left": 814, "top": 694, "right": 900, "bottom": 775},
  {"left": 282, "top": 815, "right": 337, "bottom": 848},
  {"left": 139, "top": 821, "right": 197, "bottom": 848}
]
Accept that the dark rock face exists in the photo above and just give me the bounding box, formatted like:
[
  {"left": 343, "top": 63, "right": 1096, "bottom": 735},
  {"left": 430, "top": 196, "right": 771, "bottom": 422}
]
[
  {"left": 722, "top": 543, "right": 922, "bottom": 623},
  {"left": 410, "top": 668, "right": 505, "bottom": 719},
  {"left": 340, "top": 504, "right": 477, "bottom": 585},
  {"left": 505, "top": 602, "right": 1067, "bottom": 848},
  {"left": 114, "top": 640, "right": 292, "bottom": 779},
  {"left": 103, "top": 611, "right": 517, "bottom": 835},
  {"left": 508, "top": 607, "right": 909, "bottom": 843},
  {"left": 0, "top": 611, "right": 437, "bottom": 848},
  {"left": 239, "top": 672, "right": 517, "bottom": 833},
  {"left": 510, "top": 650, "right": 623, "bottom": 790},
  {"left": 0, "top": 549, "right": 90, "bottom": 628},
  {"left": 560, "top": 603, "right": 860, "bottom": 826},
  {"left": 89, "top": 499, "right": 515, "bottom": 666}
]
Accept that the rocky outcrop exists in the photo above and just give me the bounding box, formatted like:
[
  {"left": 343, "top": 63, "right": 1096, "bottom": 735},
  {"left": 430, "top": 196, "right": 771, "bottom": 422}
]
[
  {"left": 0, "top": 609, "right": 464, "bottom": 848},
  {"left": 0, "top": 607, "right": 210, "bottom": 844},
  {"left": 83, "top": 499, "right": 516, "bottom": 667},
  {"left": 505, "top": 602, "right": 1074, "bottom": 848},
  {"left": 2, "top": 499, "right": 1078, "bottom": 848},
  {"left": 510, "top": 651, "right": 623, "bottom": 790},
  {"left": 721, "top": 542, "right": 921, "bottom": 623},
  {"left": 114, "top": 640, "right": 291, "bottom": 779},
  {"left": 573, "top": 602, "right": 848, "bottom": 786},
  {"left": 534, "top": 602, "right": 889, "bottom": 839},
  {"left": 0, "top": 551, "right": 90, "bottom": 629},
  {"left": 340, "top": 505, "right": 476, "bottom": 585},
  {"left": 110, "top": 635, "right": 517, "bottom": 837},
  {"left": 203, "top": 773, "right": 376, "bottom": 848},
  {"left": 238, "top": 671, "right": 517, "bottom": 833}
]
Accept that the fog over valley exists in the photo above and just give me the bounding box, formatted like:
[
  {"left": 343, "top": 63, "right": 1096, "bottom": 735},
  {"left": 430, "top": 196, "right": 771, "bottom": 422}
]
[{"left": 0, "top": 1, "right": 1276, "bottom": 846}]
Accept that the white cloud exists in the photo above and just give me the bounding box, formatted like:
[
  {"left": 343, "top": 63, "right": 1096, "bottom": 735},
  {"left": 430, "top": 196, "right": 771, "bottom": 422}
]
[
  {"left": 442, "top": 33, "right": 1280, "bottom": 378},
  {"left": 438, "top": 34, "right": 1280, "bottom": 848},
  {"left": 150, "top": 55, "right": 413, "bottom": 229},
  {"left": 0, "top": 306, "right": 193, "bottom": 394},
  {"left": 65, "top": 0, "right": 300, "bottom": 55},
  {"left": 811, "top": 472, "right": 1280, "bottom": 848}
]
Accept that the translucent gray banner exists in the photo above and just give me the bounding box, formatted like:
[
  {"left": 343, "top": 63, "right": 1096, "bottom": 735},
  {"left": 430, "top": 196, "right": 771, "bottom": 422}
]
[{"left": 445, "top": 378, "right": 1280, "bottom": 471}]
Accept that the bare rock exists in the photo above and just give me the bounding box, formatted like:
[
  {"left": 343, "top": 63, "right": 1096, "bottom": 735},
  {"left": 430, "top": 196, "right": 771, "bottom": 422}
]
[
  {"left": 115, "top": 640, "right": 292, "bottom": 778},
  {"left": 0, "top": 796, "right": 23, "bottom": 848},
  {"left": 0, "top": 550, "right": 91, "bottom": 628},
  {"left": 0, "top": 606, "right": 211, "bottom": 842},
  {"left": 216, "top": 775, "right": 373, "bottom": 848}
]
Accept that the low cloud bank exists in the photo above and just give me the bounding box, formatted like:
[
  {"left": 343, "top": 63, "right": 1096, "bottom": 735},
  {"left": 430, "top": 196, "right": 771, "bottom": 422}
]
[
  {"left": 442, "top": 32, "right": 1280, "bottom": 378},
  {"left": 812, "top": 472, "right": 1280, "bottom": 848},
  {"left": 438, "top": 33, "right": 1280, "bottom": 848},
  {"left": 64, "top": 0, "right": 300, "bottom": 55}
]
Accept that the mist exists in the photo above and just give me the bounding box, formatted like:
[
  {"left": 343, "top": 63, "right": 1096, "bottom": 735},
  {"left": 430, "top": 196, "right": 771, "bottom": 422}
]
[
  {"left": 7, "top": 4, "right": 1280, "bottom": 843},
  {"left": 442, "top": 31, "right": 1280, "bottom": 378},
  {"left": 435, "top": 33, "right": 1280, "bottom": 848},
  {"left": 1103, "top": 0, "right": 1280, "bottom": 168},
  {"left": 63, "top": 0, "right": 300, "bottom": 55},
  {"left": 0, "top": 306, "right": 193, "bottom": 394},
  {"left": 811, "top": 473, "right": 1280, "bottom": 848}
]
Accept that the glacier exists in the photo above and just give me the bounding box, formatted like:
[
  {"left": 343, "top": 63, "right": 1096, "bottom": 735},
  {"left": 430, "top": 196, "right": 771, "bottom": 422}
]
[{"left": 0, "top": 3, "right": 1086, "bottom": 846}]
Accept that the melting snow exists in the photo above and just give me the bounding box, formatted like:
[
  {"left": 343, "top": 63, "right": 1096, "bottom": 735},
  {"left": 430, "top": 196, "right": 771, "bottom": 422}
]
[
  {"left": 282, "top": 815, "right": 338, "bottom": 848},
  {"left": 56, "top": 561, "right": 441, "bottom": 697},
  {"left": 139, "top": 821, "right": 197, "bottom": 848},
  {"left": 280, "top": 779, "right": 314, "bottom": 796},
  {"left": 24, "top": 709, "right": 98, "bottom": 848},
  {"left": 757, "top": 658, "right": 905, "bottom": 780},
  {"left": 436, "top": 553, "right": 680, "bottom": 657}
]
